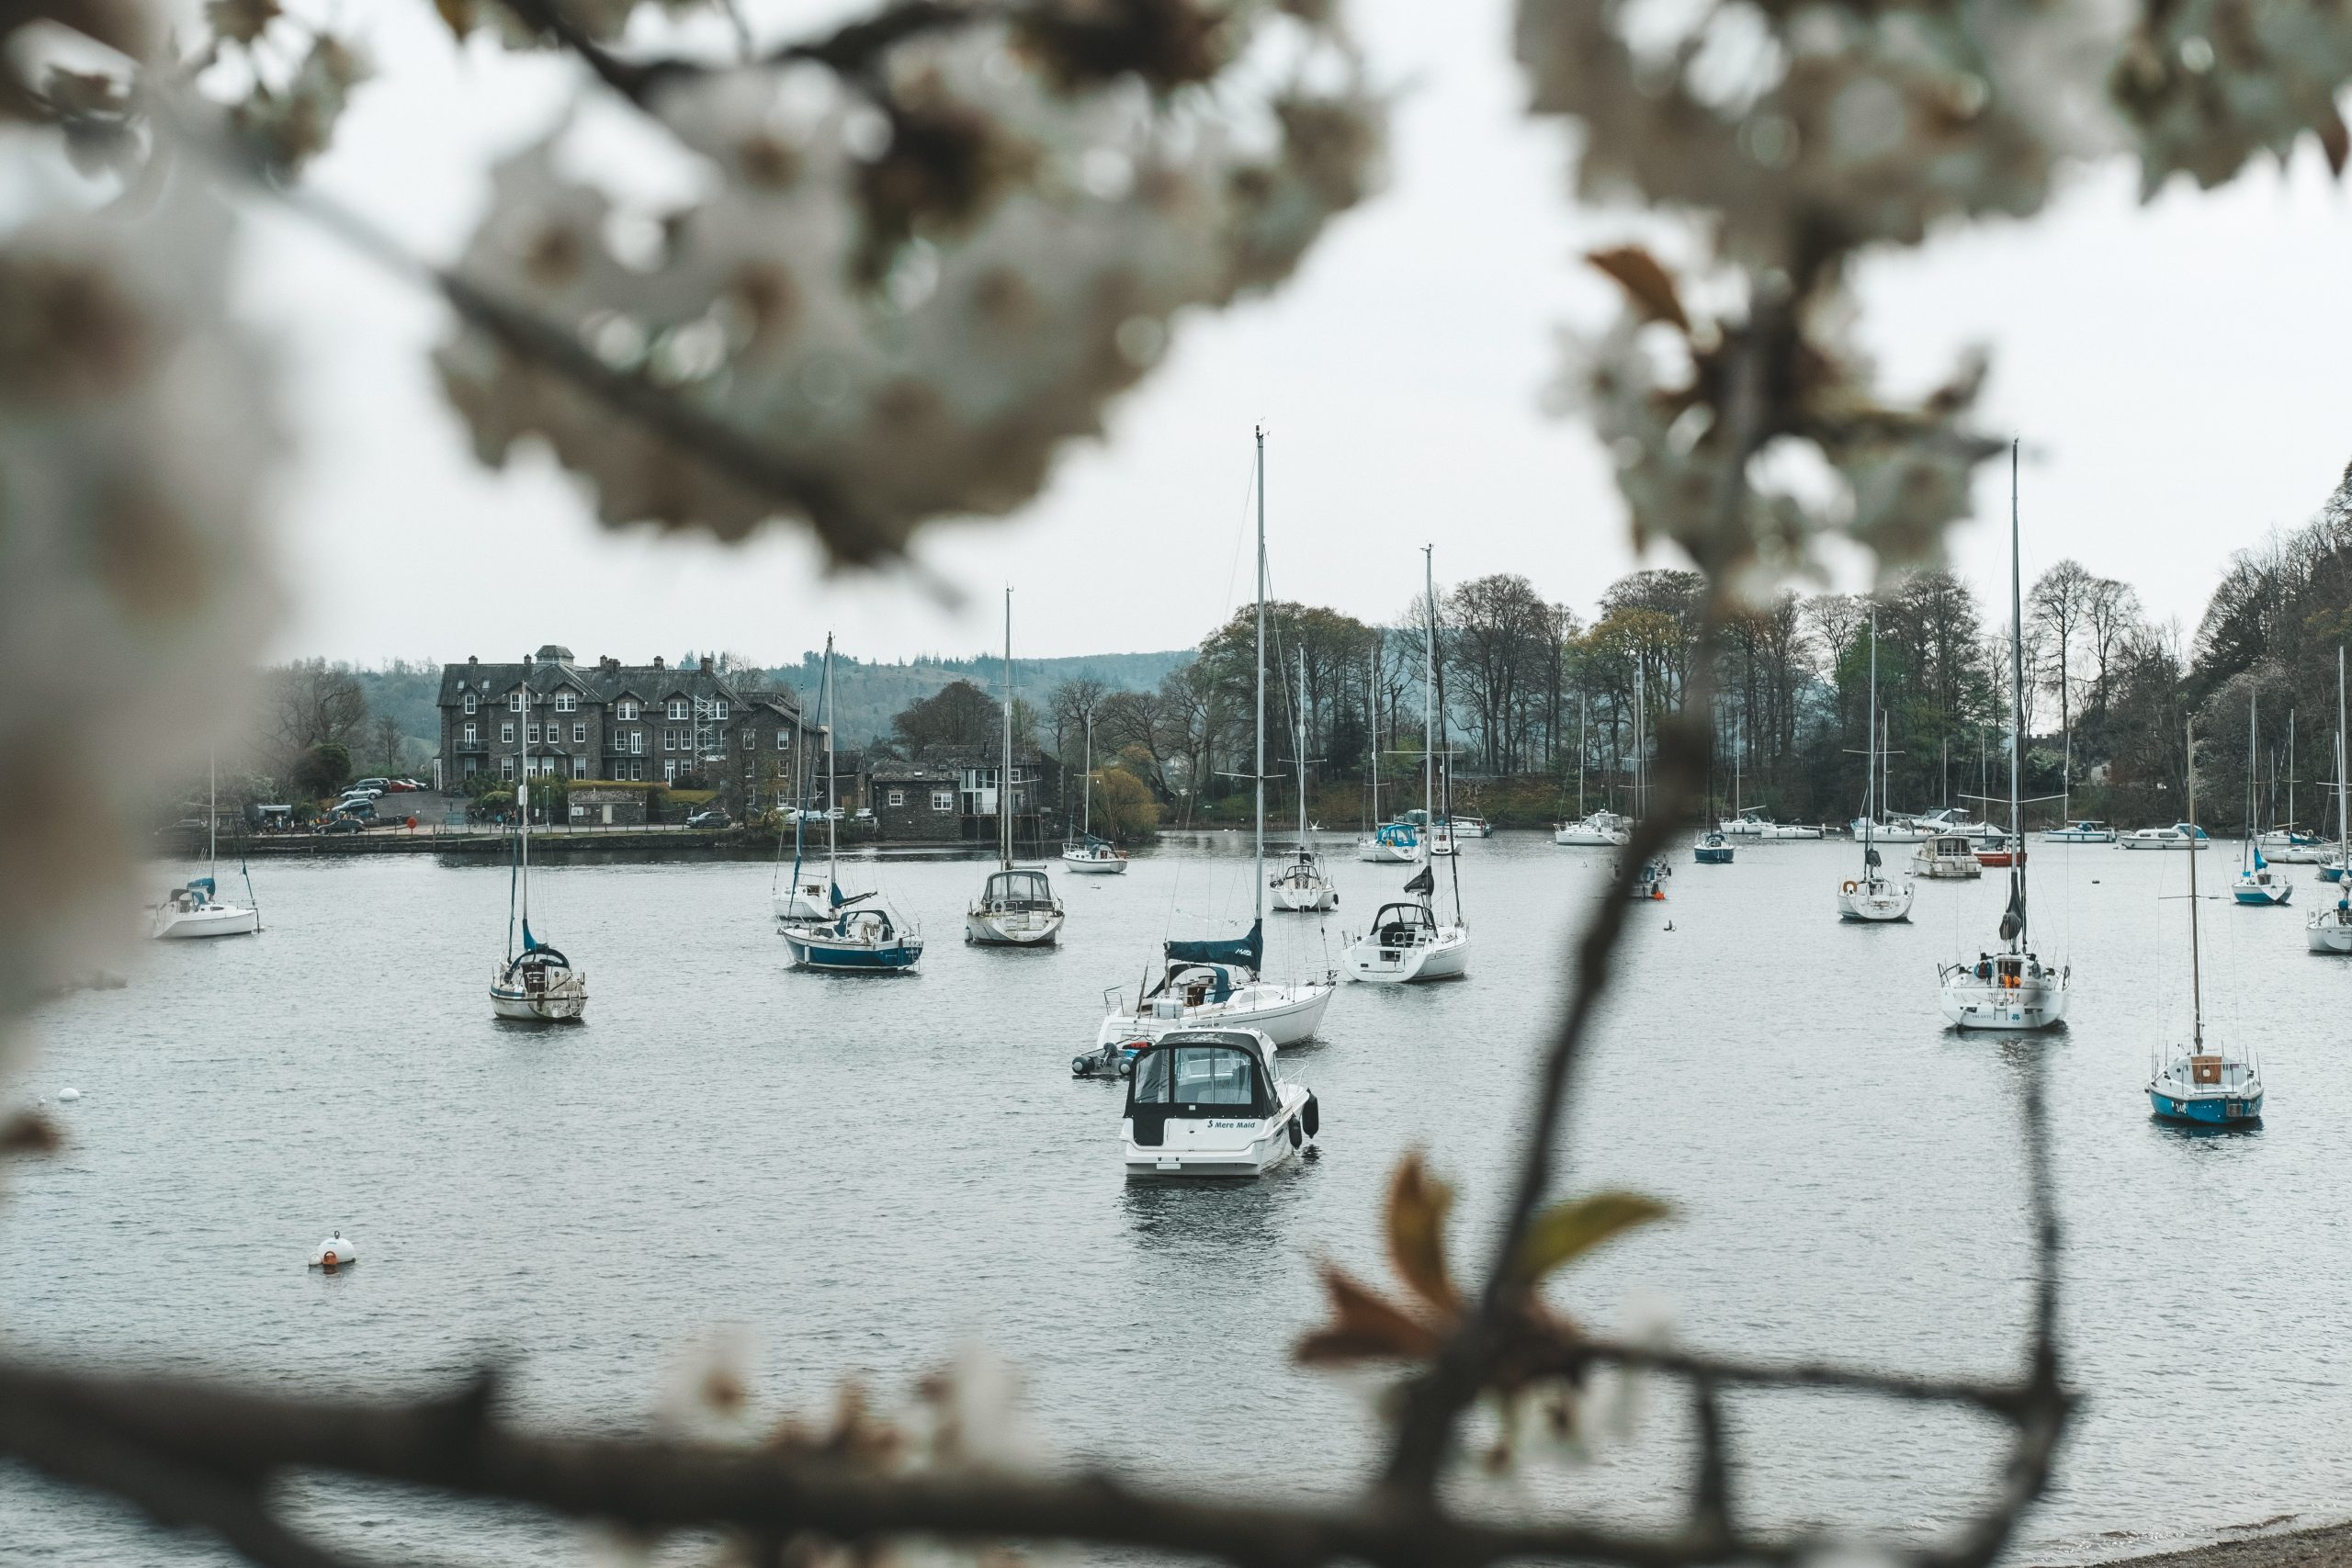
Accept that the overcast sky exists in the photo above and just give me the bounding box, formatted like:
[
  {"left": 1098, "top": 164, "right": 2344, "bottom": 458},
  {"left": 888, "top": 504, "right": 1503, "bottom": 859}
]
[{"left": 244, "top": 0, "right": 2352, "bottom": 670}]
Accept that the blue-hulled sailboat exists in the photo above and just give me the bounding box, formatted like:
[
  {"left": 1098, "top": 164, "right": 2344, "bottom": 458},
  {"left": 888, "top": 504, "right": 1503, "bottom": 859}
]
[
  {"left": 781, "top": 636, "right": 923, "bottom": 973},
  {"left": 2150, "top": 718, "right": 2263, "bottom": 1125}
]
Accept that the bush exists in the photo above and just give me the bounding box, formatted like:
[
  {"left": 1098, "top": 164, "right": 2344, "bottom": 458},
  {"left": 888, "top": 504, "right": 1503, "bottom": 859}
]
[{"left": 293, "top": 741, "right": 351, "bottom": 800}]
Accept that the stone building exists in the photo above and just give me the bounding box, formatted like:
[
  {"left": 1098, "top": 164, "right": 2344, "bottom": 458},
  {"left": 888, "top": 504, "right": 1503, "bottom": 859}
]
[
  {"left": 864, "top": 746, "right": 1052, "bottom": 844},
  {"left": 435, "top": 646, "right": 820, "bottom": 813}
]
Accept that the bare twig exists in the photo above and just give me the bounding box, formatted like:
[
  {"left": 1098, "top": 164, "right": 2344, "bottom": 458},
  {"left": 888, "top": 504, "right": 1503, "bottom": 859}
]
[{"left": 1688, "top": 1377, "right": 1731, "bottom": 1549}]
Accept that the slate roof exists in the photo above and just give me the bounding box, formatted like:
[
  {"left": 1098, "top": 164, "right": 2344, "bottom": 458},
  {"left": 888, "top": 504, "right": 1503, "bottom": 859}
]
[{"left": 440, "top": 652, "right": 807, "bottom": 717}]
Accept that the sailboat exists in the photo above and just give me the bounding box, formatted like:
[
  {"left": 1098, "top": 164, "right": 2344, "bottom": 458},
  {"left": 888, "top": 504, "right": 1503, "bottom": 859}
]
[
  {"left": 153, "top": 750, "right": 261, "bottom": 940},
  {"left": 490, "top": 716, "right": 586, "bottom": 1021},
  {"left": 1059, "top": 715, "right": 1130, "bottom": 874},
  {"left": 2149, "top": 718, "right": 2264, "bottom": 1124},
  {"left": 1357, "top": 657, "right": 1420, "bottom": 862},
  {"left": 1556, "top": 691, "right": 1630, "bottom": 846},
  {"left": 2232, "top": 690, "right": 2292, "bottom": 906},
  {"left": 1094, "top": 428, "right": 1335, "bottom": 1046},
  {"left": 771, "top": 681, "right": 831, "bottom": 922},
  {"left": 1935, "top": 443, "right": 2068, "bottom": 1031},
  {"left": 1838, "top": 618, "right": 1915, "bottom": 923},
  {"left": 781, "top": 636, "right": 925, "bottom": 971},
  {"left": 2310, "top": 650, "right": 2352, "bottom": 953},
  {"left": 1344, "top": 546, "right": 1472, "bottom": 982},
  {"left": 1270, "top": 647, "right": 1338, "bottom": 911},
  {"left": 967, "top": 588, "right": 1066, "bottom": 946},
  {"left": 2257, "top": 710, "right": 2326, "bottom": 860}
]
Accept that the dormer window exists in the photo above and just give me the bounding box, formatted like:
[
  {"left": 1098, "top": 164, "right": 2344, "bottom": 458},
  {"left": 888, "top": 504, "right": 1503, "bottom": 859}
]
[
  {"left": 712, "top": 701, "right": 729, "bottom": 721},
  {"left": 669, "top": 699, "right": 689, "bottom": 720},
  {"left": 463, "top": 693, "right": 477, "bottom": 715},
  {"left": 617, "top": 700, "right": 639, "bottom": 721},
  {"left": 555, "top": 692, "right": 577, "bottom": 713},
  {"left": 508, "top": 693, "right": 523, "bottom": 713}
]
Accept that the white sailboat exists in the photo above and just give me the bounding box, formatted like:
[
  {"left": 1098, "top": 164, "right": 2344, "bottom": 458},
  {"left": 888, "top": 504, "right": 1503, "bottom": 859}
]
[
  {"left": 1556, "top": 690, "right": 1630, "bottom": 846},
  {"left": 2232, "top": 689, "right": 2293, "bottom": 906},
  {"left": 2309, "top": 649, "right": 2352, "bottom": 953},
  {"left": 781, "top": 637, "right": 925, "bottom": 971},
  {"left": 1270, "top": 646, "right": 1338, "bottom": 912},
  {"left": 1357, "top": 657, "right": 1420, "bottom": 862},
  {"left": 490, "top": 714, "right": 586, "bottom": 1021},
  {"left": 771, "top": 684, "right": 831, "bottom": 922},
  {"left": 1936, "top": 444, "right": 2068, "bottom": 1031},
  {"left": 1059, "top": 714, "right": 1130, "bottom": 874},
  {"left": 2149, "top": 719, "right": 2264, "bottom": 1125},
  {"left": 1344, "top": 545, "right": 1470, "bottom": 983},
  {"left": 153, "top": 750, "right": 261, "bottom": 940},
  {"left": 1096, "top": 428, "right": 1335, "bottom": 1047},
  {"left": 967, "top": 588, "right": 1066, "bottom": 946},
  {"left": 1838, "top": 623, "right": 1915, "bottom": 923}
]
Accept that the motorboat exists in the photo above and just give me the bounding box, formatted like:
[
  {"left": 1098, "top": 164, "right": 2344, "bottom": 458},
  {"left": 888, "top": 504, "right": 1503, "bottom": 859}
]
[
  {"left": 489, "top": 761, "right": 587, "bottom": 1021},
  {"left": 1693, "top": 830, "right": 1734, "bottom": 864},
  {"left": 1912, "top": 807, "right": 2003, "bottom": 842},
  {"left": 1850, "top": 816, "right": 1932, "bottom": 842},
  {"left": 967, "top": 590, "right": 1067, "bottom": 947},
  {"left": 1839, "top": 654, "right": 1914, "bottom": 923},
  {"left": 2118, "top": 823, "right": 2211, "bottom": 850},
  {"left": 1974, "top": 834, "right": 2019, "bottom": 869},
  {"left": 1447, "top": 815, "right": 1492, "bottom": 839},
  {"left": 1627, "top": 857, "right": 1670, "bottom": 900},
  {"left": 1060, "top": 715, "right": 1130, "bottom": 874},
  {"left": 1101, "top": 428, "right": 1335, "bottom": 1041},
  {"left": 1555, "top": 810, "right": 1630, "bottom": 847},
  {"left": 784, "top": 637, "right": 923, "bottom": 971},
  {"left": 153, "top": 752, "right": 260, "bottom": 940},
  {"left": 2044, "top": 820, "right": 2115, "bottom": 843},
  {"left": 1912, "top": 834, "right": 1983, "bottom": 879},
  {"left": 1724, "top": 812, "right": 1818, "bottom": 840},
  {"left": 1120, "top": 1029, "right": 1318, "bottom": 1179},
  {"left": 1269, "top": 648, "right": 1338, "bottom": 913},
  {"left": 1936, "top": 444, "right": 2067, "bottom": 1032},
  {"left": 1760, "top": 820, "right": 1825, "bottom": 840},
  {"left": 2149, "top": 722, "right": 2262, "bottom": 1125},
  {"left": 1719, "top": 811, "right": 1769, "bottom": 836}
]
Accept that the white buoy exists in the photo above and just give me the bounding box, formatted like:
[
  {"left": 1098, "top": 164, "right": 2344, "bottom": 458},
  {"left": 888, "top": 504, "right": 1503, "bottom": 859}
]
[
  {"left": 57, "top": 1088, "right": 81, "bottom": 1102},
  {"left": 308, "top": 1230, "right": 358, "bottom": 1269}
]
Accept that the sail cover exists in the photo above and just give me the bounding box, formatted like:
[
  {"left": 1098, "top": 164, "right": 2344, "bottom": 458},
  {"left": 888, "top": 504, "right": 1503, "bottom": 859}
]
[
  {"left": 522, "top": 919, "right": 543, "bottom": 953},
  {"left": 1998, "top": 877, "right": 2026, "bottom": 944},
  {"left": 1403, "top": 864, "right": 1435, "bottom": 896},
  {"left": 1166, "top": 919, "right": 1261, "bottom": 975}
]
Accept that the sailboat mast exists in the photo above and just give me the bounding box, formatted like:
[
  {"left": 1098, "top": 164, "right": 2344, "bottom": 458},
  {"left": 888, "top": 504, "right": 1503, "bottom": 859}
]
[
  {"left": 2187, "top": 718, "right": 2203, "bottom": 1049},
  {"left": 822, "top": 636, "right": 838, "bottom": 880},
  {"left": 2247, "top": 691, "right": 2258, "bottom": 865},
  {"left": 1253, "top": 426, "right": 1268, "bottom": 927},
  {"left": 1296, "top": 646, "right": 1309, "bottom": 842},
  {"left": 1421, "top": 544, "right": 1435, "bottom": 833},
  {"left": 2008, "top": 439, "right": 2027, "bottom": 952},
  {"left": 1001, "top": 586, "right": 1013, "bottom": 871},
  {"left": 2338, "top": 647, "right": 2346, "bottom": 868},
  {"left": 208, "top": 749, "right": 219, "bottom": 880},
  {"left": 518, "top": 670, "right": 530, "bottom": 942},
  {"left": 1082, "top": 716, "right": 1092, "bottom": 838},
  {"left": 1864, "top": 614, "right": 1878, "bottom": 862},
  {"left": 1578, "top": 691, "right": 1588, "bottom": 818},
  {"left": 1366, "top": 654, "right": 1378, "bottom": 827}
]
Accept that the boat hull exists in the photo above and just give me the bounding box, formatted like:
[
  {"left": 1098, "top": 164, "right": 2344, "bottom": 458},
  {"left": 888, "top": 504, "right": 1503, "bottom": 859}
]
[
  {"left": 1124, "top": 1085, "right": 1313, "bottom": 1179},
  {"left": 2233, "top": 881, "right": 2294, "bottom": 906},
  {"left": 1554, "top": 827, "right": 1628, "bottom": 847},
  {"left": 1937, "top": 969, "right": 2068, "bottom": 1031},
  {"left": 153, "top": 905, "right": 258, "bottom": 940},
  {"left": 1098, "top": 982, "right": 1333, "bottom": 1049},
  {"left": 1357, "top": 840, "right": 1419, "bottom": 863},
  {"left": 1693, "top": 847, "right": 1734, "bottom": 864},
  {"left": 1271, "top": 883, "right": 1339, "bottom": 912},
  {"left": 965, "top": 908, "right": 1064, "bottom": 946},
  {"left": 1061, "top": 855, "right": 1128, "bottom": 875},
  {"left": 1837, "top": 880, "right": 1914, "bottom": 922},
  {"left": 2308, "top": 913, "right": 2352, "bottom": 953},
  {"left": 490, "top": 981, "right": 586, "bottom": 1021},
  {"left": 2148, "top": 1088, "right": 2264, "bottom": 1124},
  {"left": 1343, "top": 926, "right": 1469, "bottom": 984},
  {"left": 783, "top": 926, "right": 924, "bottom": 970}
]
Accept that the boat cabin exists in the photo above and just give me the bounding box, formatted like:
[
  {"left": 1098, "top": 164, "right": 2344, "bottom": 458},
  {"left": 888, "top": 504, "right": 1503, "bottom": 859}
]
[
  {"left": 1140, "top": 961, "right": 1251, "bottom": 1016},
  {"left": 166, "top": 877, "right": 219, "bottom": 913},
  {"left": 499, "top": 945, "right": 574, "bottom": 992},
  {"left": 1124, "top": 1030, "right": 1282, "bottom": 1138},
  {"left": 1365, "top": 901, "right": 1442, "bottom": 951},
  {"left": 1369, "top": 822, "right": 1420, "bottom": 852},
  {"left": 977, "top": 869, "right": 1057, "bottom": 911},
  {"left": 1961, "top": 952, "right": 2054, "bottom": 988}
]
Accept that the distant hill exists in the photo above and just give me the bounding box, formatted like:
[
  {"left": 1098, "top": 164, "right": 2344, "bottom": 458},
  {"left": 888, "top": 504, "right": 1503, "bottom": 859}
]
[{"left": 764, "top": 649, "right": 1192, "bottom": 748}]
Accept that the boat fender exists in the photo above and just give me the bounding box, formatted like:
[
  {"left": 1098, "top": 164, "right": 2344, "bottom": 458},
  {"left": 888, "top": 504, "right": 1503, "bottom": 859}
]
[
  {"left": 1287, "top": 1117, "right": 1304, "bottom": 1149},
  {"left": 1301, "top": 1094, "right": 1319, "bottom": 1139},
  {"left": 1842, "top": 880, "right": 1859, "bottom": 895}
]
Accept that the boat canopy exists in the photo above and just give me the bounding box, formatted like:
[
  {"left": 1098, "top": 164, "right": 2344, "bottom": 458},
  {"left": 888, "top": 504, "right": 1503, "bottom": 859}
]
[
  {"left": 981, "top": 869, "right": 1055, "bottom": 907},
  {"left": 1125, "top": 1030, "right": 1278, "bottom": 1122},
  {"left": 1372, "top": 822, "right": 1419, "bottom": 848},
  {"left": 1369, "top": 901, "right": 1439, "bottom": 944},
  {"left": 1165, "top": 919, "right": 1261, "bottom": 976}
]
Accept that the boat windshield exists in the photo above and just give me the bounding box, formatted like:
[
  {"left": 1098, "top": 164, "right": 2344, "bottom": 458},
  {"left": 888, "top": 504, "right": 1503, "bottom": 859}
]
[
  {"left": 984, "top": 870, "right": 1054, "bottom": 906},
  {"left": 1129, "top": 1043, "right": 1268, "bottom": 1113}
]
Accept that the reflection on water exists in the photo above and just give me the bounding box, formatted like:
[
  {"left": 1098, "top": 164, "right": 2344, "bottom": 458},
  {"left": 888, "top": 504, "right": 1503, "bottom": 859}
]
[{"left": 4, "top": 836, "right": 2347, "bottom": 1563}]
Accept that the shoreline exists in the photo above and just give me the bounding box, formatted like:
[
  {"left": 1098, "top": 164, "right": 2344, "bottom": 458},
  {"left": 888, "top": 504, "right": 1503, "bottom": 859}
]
[{"left": 2061, "top": 1519, "right": 2352, "bottom": 1568}]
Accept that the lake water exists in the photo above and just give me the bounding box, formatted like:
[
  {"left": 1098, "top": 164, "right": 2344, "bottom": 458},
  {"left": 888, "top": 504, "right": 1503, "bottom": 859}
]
[{"left": 6, "top": 833, "right": 2350, "bottom": 1564}]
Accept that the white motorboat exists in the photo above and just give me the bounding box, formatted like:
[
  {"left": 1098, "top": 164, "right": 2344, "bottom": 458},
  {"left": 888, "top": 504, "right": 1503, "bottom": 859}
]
[
  {"left": 1911, "top": 834, "right": 1984, "bottom": 879},
  {"left": 489, "top": 747, "right": 587, "bottom": 1021},
  {"left": 1912, "top": 807, "right": 2003, "bottom": 841},
  {"left": 2311, "top": 654, "right": 2352, "bottom": 953},
  {"left": 1344, "top": 546, "right": 1470, "bottom": 984},
  {"left": 2149, "top": 723, "right": 2263, "bottom": 1125},
  {"left": 1851, "top": 817, "right": 1932, "bottom": 843},
  {"left": 1448, "top": 815, "right": 1492, "bottom": 839},
  {"left": 2044, "top": 820, "right": 2115, "bottom": 843},
  {"left": 1102, "top": 428, "right": 1334, "bottom": 1043},
  {"left": 2118, "top": 822, "right": 2211, "bottom": 851},
  {"left": 1627, "top": 856, "right": 1670, "bottom": 900},
  {"left": 1936, "top": 445, "right": 2067, "bottom": 1032},
  {"left": 1555, "top": 810, "right": 1630, "bottom": 847},
  {"left": 1060, "top": 715, "right": 1130, "bottom": 874},
  {"left": 153, "top": 753, "right": 260, "bottom": 940},
  {"left": 1120, "top": 1029, "right": 1318, "bottom": 1179},
  {"left": 967, "top": 590, "right": 1066, "bottom": 947},
  {"left": 1839, "top": 641, "right": 1915, "bottom": 923},
  {"left": 783, "top": 637, "right": 924, "bottom": 972},
  {"left": 1269, "top": 647, "right": 1338, "bottom": 913}
]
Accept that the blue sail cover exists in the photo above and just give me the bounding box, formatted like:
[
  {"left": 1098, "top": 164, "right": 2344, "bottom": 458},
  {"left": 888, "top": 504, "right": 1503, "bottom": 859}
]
[
  {"left": 522, "top": 919, "right": 543, "bottom": 953},
  {"left": 190, "top": 876, "right": 216, "bottom": 895},
  {"left": 1166, "top": 919, "right": 1261, "bottom": 975},
  {"left": 831, "top": 882, "right": 847, "bottom": 907}
]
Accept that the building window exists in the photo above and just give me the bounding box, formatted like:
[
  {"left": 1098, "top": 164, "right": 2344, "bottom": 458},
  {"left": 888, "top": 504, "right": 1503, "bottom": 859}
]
[
  {"left": 572, "top": 757, "right": 588, "bottom": 780},
  {"left": 462, "top": 722, "right": 477, "bottom": 747},
  {"left": 629, "top": 760, "right": 643, "bottom": 782},
  {"left": 572, "top": 722, "right": 586, "bottom": 744},
  {"left": 777, "top": 729, "right": 790, "bottom": 750},
  {"left": 712, "top": 701, "right": 729, "bottom": 721},
  {"left": 886, "top": 788, "right": 904, "bottom": 807},
  {"left": 509, "top": 693, "right": 523, "bottom": 713},
  {"left": 669, "top": 699, "right": 689, "bottom": 720},
  {"left": 665, "top": 760, "right": 678, "bottom": 783},
  {"left": 501, "top": 757, "right": 514, "bottom": 781},
  {"left": 618, "top": 700, "right": 639, "bottom": 721},
  {"left": 464, "top": 757, "right": 479, "bottom": 777},
  {"left": 931, "top": 789, "right": 955, "bottom": 813},
  {"left": 629, "top": 730, "right": 643, "bottom": 755},
  {"left": 526, "top": 723, "right": 539, "bottom": 744},
  {"left": 556, "top": 693, "right": 577, "bottom": 713},
  {"left": 463, "top": 694, "right": 477, "bottom": 715},
  {"left": 501, "top": 721, "right": 515, "bottom": 744}
]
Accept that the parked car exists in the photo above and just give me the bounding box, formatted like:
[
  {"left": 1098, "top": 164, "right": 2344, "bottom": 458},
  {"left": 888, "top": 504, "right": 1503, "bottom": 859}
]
[
  {"left": 322, "top": 816, "right": 368, "bottom": 835},
  {"left": 349, "top": 777, "right": 390, "bottom": 792},
  {"left": 334, "top": 800, "right": 377, "bottom": 820},
  {"left": 338, "top": 788, "right": 383, "bottom": 804},
  {"left": 685, "top": 807, "right": 731, "bottom": 829},
  {"left": 380, "top": 779, "right": 418, "bottom": 793}
]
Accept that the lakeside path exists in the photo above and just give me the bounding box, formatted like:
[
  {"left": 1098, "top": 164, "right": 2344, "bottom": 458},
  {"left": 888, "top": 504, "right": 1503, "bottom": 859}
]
[{"left": 2066, "top": 1523, "right": 2352, "bottom": 1568}]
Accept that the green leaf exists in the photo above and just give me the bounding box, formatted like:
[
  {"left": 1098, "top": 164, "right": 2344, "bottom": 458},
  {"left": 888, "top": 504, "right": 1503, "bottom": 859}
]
[{"left": 1511, "top": 1191, "right": 1670, "bottom": 1283}]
